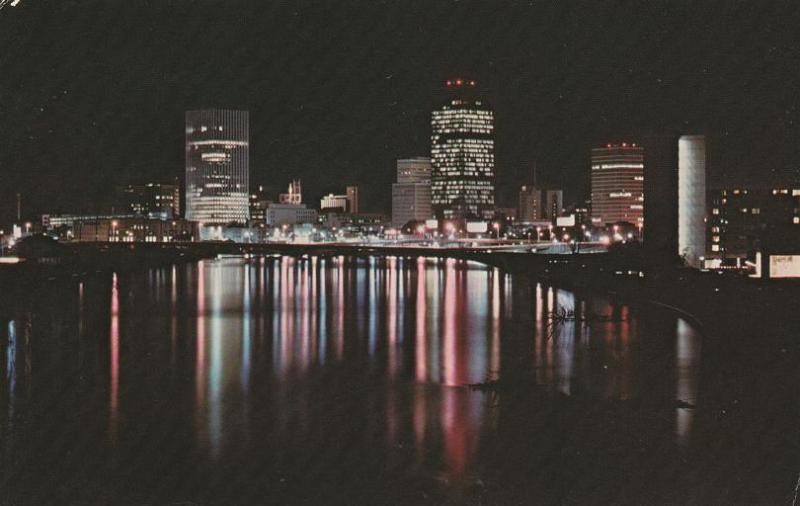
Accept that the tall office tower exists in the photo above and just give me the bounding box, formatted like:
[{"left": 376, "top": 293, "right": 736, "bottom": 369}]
[
  {"left": 279, "top": 179, "right": 302, "bottom": 204},
  {"left": 392, "top": 157, "right": 432, "bottom": 227},
  {"left": 590, "top": 143, "right": 645, "bottom": 227},
  {"left": 518, "top": 186, "right": 562, "bottom": 223},
  {"left": 642, "top": 134, "right": 680, "bottom": 269},
  {"left": 346, "top": 186, "right": 359, "bottom": 215},
  {"left": 544, "top": 189, "right": 563, "bottom": 221},
  {"left": 431, "top": 79, "right": 495, "bottom": 221},
  {"left": 678, "top": 135, "right": 707, "bottom": 268},
  {"left": 518, "top": 185, "right": 543, "bottom": 222},
  {"left": 185, "top": 110, "right": 249, "bottom": 224}
]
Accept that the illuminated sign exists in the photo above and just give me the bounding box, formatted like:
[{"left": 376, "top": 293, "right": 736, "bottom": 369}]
[{"left": 466, "top": 221, "right": 488, "bottom": 234}]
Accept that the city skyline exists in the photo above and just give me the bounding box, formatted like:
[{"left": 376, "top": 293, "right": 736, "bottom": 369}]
[
  {"left": 3, "top": 1, "right": 800, "bottom": 221},
  {"left": 3, "top": 4, "right": 800, "bottom": 504}
]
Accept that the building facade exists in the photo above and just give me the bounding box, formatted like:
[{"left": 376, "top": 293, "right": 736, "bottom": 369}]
[
  {"left": 707, "top": 186, "right": 800, "bottom": 262},
  {"left": 72, "top": 216, "right": 197, "bottom": 243},
  {"left": 518, "top": 186, "right": 562, "bottom": 223},
  {"left": 431, "top": 79, "right": 495, "bottom": 221},
  {"left": 279, "top": 180, "right": 302, "bottom": 204},
  {"left": 346, "top": 186, "right": 359, "bottom": 215},
  {"left": 392, "top": 157, "right": 432, "bottom": 227},
  {"left": 320, "top": 186, "right": 359, "bottom": 214},
  {"left": 117, "top": 181, "right": 180, "bottom": 219},
  {"left": 590, "top": 143, "right": 644, "bottom": 227},
  {"left": 642, "top": 134, "right": 680, "bottom": 268},
  {"left": 320, "top": 194, "right": 350, "bottom": 212},
  {"left": 678, "top": 135, "right": 707, "bottom": 268},
  {"left": 265, "top": 203, "right": 317, "bottom": 227},
  {"left": 249, "top": 185, "right": 273, "bottom": 224},
  {"left": 185, "top": 109, "right": 249, "bottom": 224}
]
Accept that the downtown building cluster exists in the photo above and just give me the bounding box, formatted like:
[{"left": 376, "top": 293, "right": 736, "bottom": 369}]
[{"left": 7, "top": 81, "right": 800, "bottom": 276}]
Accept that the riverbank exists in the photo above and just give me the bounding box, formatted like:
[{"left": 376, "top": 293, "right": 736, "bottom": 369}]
[{"left": 3, "top": 242, "right": 798, "bottom": 353}]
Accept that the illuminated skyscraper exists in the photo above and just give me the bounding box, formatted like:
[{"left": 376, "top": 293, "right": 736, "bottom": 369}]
[
  {"left": 185, "top": 110, "right": 249, "bottom": 224},
  {"left": 678, "top": 135, "right": 707, "bottom": 268},
  {"left": 392, "top": 157, "right": 432, "bottom": 227},
  {"left": 431, "top": 79, "right": 495, "bottom": 221},
  {"left": 590, "top": 143, "right": 644, "bottom": 227}
]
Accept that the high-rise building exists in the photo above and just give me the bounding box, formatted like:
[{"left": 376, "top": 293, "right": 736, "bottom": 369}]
[
  {"left": 707, "top": 184, "right": 800, "bottom": 263},
  {"left": 590, "top": 143, "right": 644, "bottom": 227},
  {"left": 642, "top": 134, "right": 680, "bottom": 268},
  {"left": 544, "top": 189, "right": 563, "bottom": 222},
  {"left": 346, "top": 186, "right": 359, "bottom": 215},
  {"left": 392, "top": 157, "right": 432, "bottom": 227},
  {"left": 678, "top": 135, "right": 707, "bottom": 268},
  {"left": 249, "top": 185, "right": 273, "bottom": 224},
  {"left": 518, "top": 185, "right": 543, "bottom": 222},
  {"left": 431, "top": 79, "right": 495, "bottom": 221},
  {"left": 279, "top": 179, "right": 302, "bottom": 204},
  {"left": 518, "top": 185, "right": 562, "bottom": 223},
  {"left": 185, "top": 110, "right": 249, "bottom": 224}
]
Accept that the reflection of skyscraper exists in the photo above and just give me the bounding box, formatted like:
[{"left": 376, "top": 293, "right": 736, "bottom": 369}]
[
  {"left": 678, "top": 135, "right": 707, "bottom": 268},
  {"left": 590, "top": 144, "right": 644, "bottom": 226},
  {"left": 431, "top": 79, "right": 495, "bottom": 221},
  {"left": 185, "top": 110, "right": 249, "bottom": 224}
]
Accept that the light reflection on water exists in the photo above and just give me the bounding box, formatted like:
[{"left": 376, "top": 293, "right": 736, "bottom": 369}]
[{"left": 0, "top": 255, "right": 715, "bottom": 504}]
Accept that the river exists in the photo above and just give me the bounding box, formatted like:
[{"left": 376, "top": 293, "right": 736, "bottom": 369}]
[{"left": 0, "top": 255, "right": 796, "bottom": 505}]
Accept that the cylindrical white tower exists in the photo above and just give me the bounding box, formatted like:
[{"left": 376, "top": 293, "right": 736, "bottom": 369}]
[{"left": 678, "top": 135, "right": 707, "bottom": 268}]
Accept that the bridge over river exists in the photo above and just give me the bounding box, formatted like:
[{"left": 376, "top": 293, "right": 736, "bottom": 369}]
[{"left": 63, "top": 239, "right": 615, "bottom": 276}]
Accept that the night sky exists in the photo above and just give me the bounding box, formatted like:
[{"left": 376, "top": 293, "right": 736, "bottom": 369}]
[{"left": 1, "top": 0, "right": 800, "bottom": 221}]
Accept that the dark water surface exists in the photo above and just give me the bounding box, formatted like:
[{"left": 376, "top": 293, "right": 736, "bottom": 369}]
[{"left": 0, "top": 256, "right": 797, "bottom": 505}]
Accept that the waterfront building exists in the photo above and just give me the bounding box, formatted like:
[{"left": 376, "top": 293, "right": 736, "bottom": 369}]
[
  {"left": 70, "top": 216, "right": 197, "bottom": 242},
  {"left": 678, "top": 135, "right": 707, "bottom": 268},
  {"left": 117, "top": 181, "right": 180, "bottom": 219},
  {"left": 590, "top": 143, "right": 644, "bottom": 227},
  {"left": 264, "top": 203, "right": 317, "bottom": 227},
  {"left": 431, "top": 79, "right": 495, "bottom": 221},
  {"left": 392, "top": 157, "right": 432, "bottom": 227},
  {"left": 185, "top": 109, "right": 249, "bottom": 224},
  {"left": 707, "top": 184, "right": 800, "bottom": 264}
]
